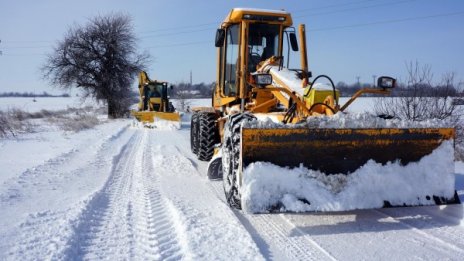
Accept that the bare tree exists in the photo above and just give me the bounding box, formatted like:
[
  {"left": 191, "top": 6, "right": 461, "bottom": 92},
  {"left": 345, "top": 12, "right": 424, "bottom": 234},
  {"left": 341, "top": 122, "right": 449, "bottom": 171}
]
[
  {"left": 375, "top": 61, "right": 461, "bottom": 121},
  {"left": 42, "top": 13, "right": 149, "bottom": 118}
]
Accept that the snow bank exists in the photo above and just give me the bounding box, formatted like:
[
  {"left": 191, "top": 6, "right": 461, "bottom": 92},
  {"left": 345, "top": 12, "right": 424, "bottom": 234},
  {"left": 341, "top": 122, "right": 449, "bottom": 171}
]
[
  {"left": 132, "top": 119, "right": 181, "bottom": 130},
  {"left": 245, "top": 112, "right": 452, "bottom": 129},
  {"left": 241, "top": 141, "right": 455, "bottom": 213}
]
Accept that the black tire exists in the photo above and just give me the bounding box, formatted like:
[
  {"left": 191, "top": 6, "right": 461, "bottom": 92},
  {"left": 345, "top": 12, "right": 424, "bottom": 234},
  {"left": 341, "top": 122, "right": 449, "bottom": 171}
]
[
  {"left": 197, "top": 112, "right": 219, "bottom": 161},
  {"left": 222, "top": 113, "right": 256, "bottom": 209},
  {"left": 207, "top": 156, "right": 222, "bottom": 180},
  {"left": 190, "top": 112, "right": 199, "bottom": 154}
]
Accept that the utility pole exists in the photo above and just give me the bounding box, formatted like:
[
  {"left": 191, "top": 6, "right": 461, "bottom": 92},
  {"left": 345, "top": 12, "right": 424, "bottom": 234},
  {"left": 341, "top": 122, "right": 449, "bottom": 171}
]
[
  {"left": 190, "top": 70, "right": 192, "bottom": 87},
  {"left": 372, "top": 75, "right": 377, "bottom": 87},
  {"left": 0, "top": 39, "right": 2, "bottom": 56},
  {"left": 356, "top": 76, "right": 360, "bottom": 87}
]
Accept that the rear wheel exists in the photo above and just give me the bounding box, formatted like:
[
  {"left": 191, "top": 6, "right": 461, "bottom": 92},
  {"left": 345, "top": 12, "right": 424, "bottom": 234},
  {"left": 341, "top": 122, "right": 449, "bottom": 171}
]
[
  {"left": 222, "top": 113, "right": 256, "bottom": 209},
  {"left": 190, "top": 112, "right": 199, "bottom": 154},
  {"left": 197, "top": 112, "right": 219, "bottom": 161}
]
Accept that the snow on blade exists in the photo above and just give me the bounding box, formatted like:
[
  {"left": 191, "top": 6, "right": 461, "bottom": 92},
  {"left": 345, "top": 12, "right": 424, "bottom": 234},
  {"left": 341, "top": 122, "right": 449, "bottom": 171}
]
[
  {"left": 268, "top": 66, "right": 305, "bottom": 96},
  {"left": 241, "top": 141, "right": 455, "bottom": 213},
  {"left": 244, "top": 112, "right": 453, "bottom": 129}
]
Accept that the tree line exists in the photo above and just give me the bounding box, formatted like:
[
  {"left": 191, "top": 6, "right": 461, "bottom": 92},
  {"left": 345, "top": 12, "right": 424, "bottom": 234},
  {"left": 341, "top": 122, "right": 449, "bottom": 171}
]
[
  {"left": 170, "top": 82, "right": 215, "bottom": 99},
  {"left": 0, "top": 91, "right": 70, "bottom": 98},
  {"left": 171, "top": 75, "right": 463, "bottom": 99},
  {"left": 336, "top": 78, "right": 463, "bottom": 97}
]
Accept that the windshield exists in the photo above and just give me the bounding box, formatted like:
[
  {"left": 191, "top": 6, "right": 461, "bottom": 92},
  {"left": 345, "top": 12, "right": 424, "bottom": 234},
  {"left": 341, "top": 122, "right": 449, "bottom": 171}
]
[
  {"left": 248, "top": 23, "right": 280, "bottom": 72},
  {"left": 145, "top": 83, "right": 163, "bottom": 98}
]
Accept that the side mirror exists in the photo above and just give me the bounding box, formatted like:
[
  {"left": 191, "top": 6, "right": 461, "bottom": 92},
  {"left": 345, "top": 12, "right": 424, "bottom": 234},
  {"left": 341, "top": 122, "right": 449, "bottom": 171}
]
[
  {"left": 215, "top": 29, "right": 225, "bottom": 47},
  {"left": 377, "top": 76, "right": 396, "bottom": 89},
  {"left": 289, "top": 33, "right": 298, "bottom": 52},
  {"left": 170, "top": 85, "right": 174, "bottom": 90}
]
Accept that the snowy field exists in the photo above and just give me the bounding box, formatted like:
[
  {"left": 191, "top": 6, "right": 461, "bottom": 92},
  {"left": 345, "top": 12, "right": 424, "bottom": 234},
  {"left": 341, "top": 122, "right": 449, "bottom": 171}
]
[
  {"left": 0, "top": 97, "right": 101, "bottom": 112},
  {"left": 1, "top": 97, "right": 463, "bottom": 260}
]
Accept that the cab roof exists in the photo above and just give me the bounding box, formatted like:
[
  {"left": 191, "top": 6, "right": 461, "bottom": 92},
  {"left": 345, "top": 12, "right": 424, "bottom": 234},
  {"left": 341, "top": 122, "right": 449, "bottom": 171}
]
[{"left": 222, "top": 8, "right": 293, "bottom": 27}]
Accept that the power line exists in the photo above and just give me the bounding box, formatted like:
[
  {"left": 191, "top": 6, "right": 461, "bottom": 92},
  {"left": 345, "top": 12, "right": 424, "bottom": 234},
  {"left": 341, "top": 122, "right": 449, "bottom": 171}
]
[
  {"left": 2, "top": 9, "right": 463, "bottom": 53},
  {"left": 137, "top": 0, "right": 383, "bottom": 34},
  {"left": 0, "top": 0, "right": 428, "bottom": 46},
  {"left": 295, "top": 0, "right": 417, "bottom": 19},
  {"left": 138, "top": 21, "right": 217, "bottom": 34},
  {"left": 137, "top": 0, "right": 385, "bottom": 36},
  {"left": 292, "top": 0, "right": 381, "bottom": 13},
  {"left": 292, "top": 0, "right": 379, "bottom": 13},
  {"left": 0, "top": 45, "right": 51, "bottom": 49},
  {"left": 140, "top": 27, "right": 215, "bottom": 39},
  {"left": 1, "top": 53, "right": 46, "bottom": 56},
  {"left": 145, "top": 10, "right": 464, "bottom": 48},
  {"left": 307, "top": 10, "right": 464, "bottom": 32},
  {"left": 0, "top": 40, "right": 52, "bottom": 44},
  {"left": 145, "top": 40, "right": 211, "bottom": 49}
]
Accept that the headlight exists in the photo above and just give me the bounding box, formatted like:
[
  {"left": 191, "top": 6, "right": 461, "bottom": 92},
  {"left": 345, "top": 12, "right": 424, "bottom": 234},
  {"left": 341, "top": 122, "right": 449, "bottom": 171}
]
[
  {"left": 377, "top": 76, "right": 396, "bottom": 89},
  {"left": 253, "top": 74, "right": 273, "bottom": 86}
]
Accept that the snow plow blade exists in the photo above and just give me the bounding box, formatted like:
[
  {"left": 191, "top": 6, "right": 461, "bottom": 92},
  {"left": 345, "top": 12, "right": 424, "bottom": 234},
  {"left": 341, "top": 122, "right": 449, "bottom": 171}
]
[
  {"left": 241, "top": 127, "right": 455, "bottom": 174},
  {"left": 131, "top": 111, "right": 180, "bottom": 123}
]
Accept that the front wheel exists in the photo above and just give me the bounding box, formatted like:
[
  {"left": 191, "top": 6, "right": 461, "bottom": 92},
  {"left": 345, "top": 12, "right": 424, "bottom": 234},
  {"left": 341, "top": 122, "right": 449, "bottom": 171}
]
[{"left": 222, "top": 113, "right": 256, "bottom": 209}]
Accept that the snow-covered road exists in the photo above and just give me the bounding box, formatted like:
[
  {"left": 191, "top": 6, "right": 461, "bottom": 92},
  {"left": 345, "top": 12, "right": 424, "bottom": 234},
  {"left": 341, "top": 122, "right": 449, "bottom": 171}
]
[{"left": 1, "top": 118, "right": 464, "bottom": 260}]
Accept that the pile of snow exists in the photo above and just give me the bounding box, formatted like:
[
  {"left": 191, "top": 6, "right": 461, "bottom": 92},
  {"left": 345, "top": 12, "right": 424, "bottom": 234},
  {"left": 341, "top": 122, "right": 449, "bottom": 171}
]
[
  {"left": 241, "top": 141, "right": 455, "bottom": 213},
  {"left": 132, "top": 119, "right": 181, "bottom": 130},
  {"left": 245, "top": 112, "right": 453, "bottom": 129}
]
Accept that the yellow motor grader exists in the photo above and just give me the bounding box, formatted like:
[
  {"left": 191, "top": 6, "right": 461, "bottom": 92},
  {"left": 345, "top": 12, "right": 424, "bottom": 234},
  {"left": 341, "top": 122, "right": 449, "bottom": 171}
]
[
  {"left": 131, "top": 71, "right": 180, "bottom": 123},
  {"left": 190, "top": 8, "right": 459, "bottom": 209}
]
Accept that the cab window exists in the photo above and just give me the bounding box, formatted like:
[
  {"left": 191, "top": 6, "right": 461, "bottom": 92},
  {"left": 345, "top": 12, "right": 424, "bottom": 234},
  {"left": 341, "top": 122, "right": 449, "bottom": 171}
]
[{"left": 224, "top": 24, "right": 239, "bottom": 96}]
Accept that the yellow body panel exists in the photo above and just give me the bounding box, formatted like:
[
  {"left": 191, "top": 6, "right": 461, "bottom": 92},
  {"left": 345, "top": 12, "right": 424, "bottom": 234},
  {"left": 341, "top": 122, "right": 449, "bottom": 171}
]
[
  {"left": 304, "top": 88, "right": 340, "bottom": 107},
  {"left": 223, "top": 8, "right": 292, "bottom": 27}
]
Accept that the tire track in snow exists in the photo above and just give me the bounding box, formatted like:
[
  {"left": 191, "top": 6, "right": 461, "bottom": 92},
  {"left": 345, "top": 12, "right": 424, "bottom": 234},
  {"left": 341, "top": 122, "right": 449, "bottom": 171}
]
[
  {"left": 59, "top": 129, "right": 142, "bottom": 259},
  {"left": 242, "top": 213, "right": 335, "bottom": 261},
  {"left": 140, "top": 134, "right": 186, "bottom": 260},
  {"left": 375, "top": 207, "right": 464, "bottom": 254},
  {"left": 63, "top": 129, "right": 187, "bottom": 260},
  {"left": 144, "top": 137, "right": 262, "bottom": 260},
  {"left": 207, "top": 180, "right": 334, "bottom": 260},
  {"left": 2, "top": 124, "right": 133, "bottom": 260},
  {"left": 0, "top": 124, "right": 130, "bottom": 204},
  {"left": 281, "top": 208, "right": 464, "bottom": 260}
]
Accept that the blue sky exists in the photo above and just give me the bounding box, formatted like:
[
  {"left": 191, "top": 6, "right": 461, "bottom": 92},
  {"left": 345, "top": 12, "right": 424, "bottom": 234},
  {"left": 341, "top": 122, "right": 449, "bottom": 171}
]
[{"left": 1, "top": 0, "right": 463, "bottom": 94}]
